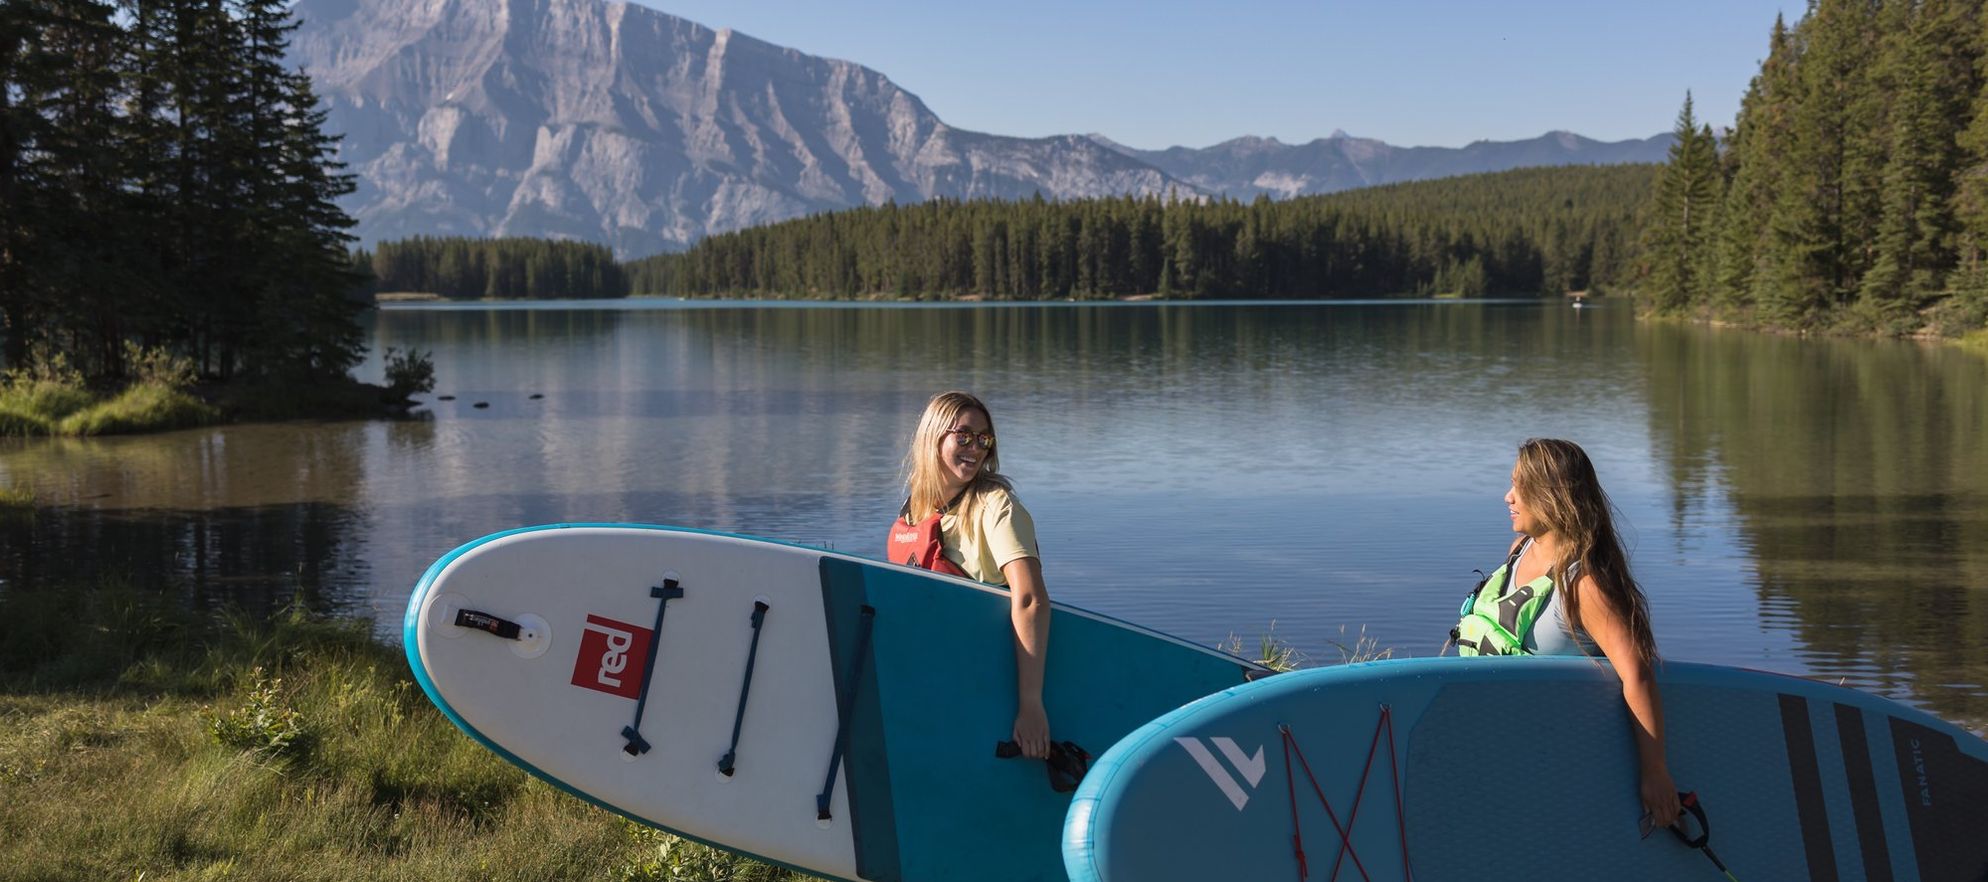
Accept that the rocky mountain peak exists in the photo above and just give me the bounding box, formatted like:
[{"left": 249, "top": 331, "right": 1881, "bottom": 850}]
[
  {"left": 288, "top": 0, "right": 1670, "bottom": 256},
  {"left": 291, "top": 0, "right": 1186, "bottom": 257}
]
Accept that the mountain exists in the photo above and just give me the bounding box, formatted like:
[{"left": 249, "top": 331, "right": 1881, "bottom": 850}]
[
  {"left": 288, "top": 0, "right": 1671, "bottom": 259},
  {"left": 288, "top": 0, "right": 1187, "bottom": 258},
  {"left": 1087, "top": 130, "right": 1675, "bottom": 200}
]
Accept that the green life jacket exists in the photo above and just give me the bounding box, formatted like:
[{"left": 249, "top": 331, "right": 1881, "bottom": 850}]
[{"left": 1451, "top": 539, "right": 1573, "bottom": 657}]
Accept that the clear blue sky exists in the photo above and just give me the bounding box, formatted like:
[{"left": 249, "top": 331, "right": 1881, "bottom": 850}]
[{"left": 634, "top": 0, "right": 1809, "bottom": 150}]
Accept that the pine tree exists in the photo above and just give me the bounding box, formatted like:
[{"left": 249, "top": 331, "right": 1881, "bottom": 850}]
[
  {"left": 1641, "top": 94, "right": 1723, "bottom": 313},
  {"left": 1948, "top": 3, "right": 1988, "bottom": 321},
  {"left": 1763, "top": 0, "right": 1879, "bottom": 327},
  {"left": 1859, "top": 0, "right": 1975, "bottom": 330},
  {"left": 0, "top": 0, "right": 133, "bottom": 373},
  {"left": 1713, "top": 15, "right": 1796, "bottom": 317}
]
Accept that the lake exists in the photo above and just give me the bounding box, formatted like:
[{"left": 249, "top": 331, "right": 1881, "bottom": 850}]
[{"left": 4, "top": 299, "right": 1984, "bottom": 729}]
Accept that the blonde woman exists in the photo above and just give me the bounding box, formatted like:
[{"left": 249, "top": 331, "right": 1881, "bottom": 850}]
[
  {"left": 886, "top": 391, "right": 1050, "bottom": 760},
  {"left": 1453, "top": 438, "right": 1680, "bottom": 829}
]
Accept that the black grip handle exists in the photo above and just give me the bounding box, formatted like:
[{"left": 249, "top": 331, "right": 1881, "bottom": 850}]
[
  {"left": 1667, "top": 790, "right": 1710, "bottom": 849},
  {"left": 453, "top": 609, "right": 521, "bottom": 640}
]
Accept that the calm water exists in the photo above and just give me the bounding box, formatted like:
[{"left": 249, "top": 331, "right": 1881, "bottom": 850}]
[{"left": 4, "top": 300, "right": 1985, "bottom": 728}]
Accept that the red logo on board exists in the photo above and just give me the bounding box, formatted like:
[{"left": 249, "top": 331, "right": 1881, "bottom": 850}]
[{"left": 571, "top": 615, "right": 652, "bottom": 699}]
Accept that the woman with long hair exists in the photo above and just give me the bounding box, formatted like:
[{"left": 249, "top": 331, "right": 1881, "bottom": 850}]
[
  {"left": 1453, "top": 438, "right": 1680, "bottom": 828},
  {"left": 888, "top": 391, "right": 1050, "bottom": 760}
]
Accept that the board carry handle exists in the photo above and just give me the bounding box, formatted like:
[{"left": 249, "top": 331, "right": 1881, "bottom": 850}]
[
  {"left": 1667, "top": 792, "right": 1739, "bottom": 881},
  {"left": 453, "top": 608, "right": 523, "bottom": 639},
  {"left": 993, "top": 739, "right": 1093, "bottom": 793},
  {"left": 717, "top": 600, "right": 771, "bottom": 776},
  {"left": 1666, "top": 791, "right": 1710, "bottom": 849},
  {"left": 621, "top": 578, "right": 684, "bottom": 756},
  {"left": 816, "top": 604, "right": 876, "bottom": 821}
]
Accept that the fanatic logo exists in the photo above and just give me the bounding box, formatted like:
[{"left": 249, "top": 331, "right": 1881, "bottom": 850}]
[{"left": 1175, "top": 736, "right": 1266, "bottom": 810}]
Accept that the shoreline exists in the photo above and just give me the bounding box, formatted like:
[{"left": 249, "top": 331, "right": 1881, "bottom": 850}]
[
  {"left": 0, "top": 376, "right": 420, "bottom": 440},
  {"left": 376, "top": 291, "right": 1988, "bottom": 347},
  {"left": 0, "top": 595, "right": 814, "bottom": 881}
]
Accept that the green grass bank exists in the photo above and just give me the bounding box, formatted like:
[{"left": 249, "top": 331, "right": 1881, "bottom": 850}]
[
  {"left": 0, "top": 584, "right": 817, "bottom": 882},
  {"left": 0, "top": 379, "right": 217, "bottom": 437}
]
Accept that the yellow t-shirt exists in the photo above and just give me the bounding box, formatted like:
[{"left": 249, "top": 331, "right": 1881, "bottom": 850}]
[{"left": 939, "top": 486, "right": 1039, "bottom": 585}]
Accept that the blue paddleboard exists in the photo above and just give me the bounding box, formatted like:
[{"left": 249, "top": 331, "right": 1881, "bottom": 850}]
[
  {"left": 405, "top": 524, "right": 1262, "bottom": 882},
  {"left": 1065, "top": 656, "right": 1988, "bottom": 881}
]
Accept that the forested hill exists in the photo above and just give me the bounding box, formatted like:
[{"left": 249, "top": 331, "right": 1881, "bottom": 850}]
[
  {"left": 624, "top": 164, "right": 1659, "bottom": 300},
  {"left": 1639, "top": 0, "right": 1988, "bottom": 337}
]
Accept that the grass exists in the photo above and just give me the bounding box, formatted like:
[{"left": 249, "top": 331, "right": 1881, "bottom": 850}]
[
  {"left": 1221, "top": 621, "right": 1396, "bottom": 673},
  {"left": 56, "top": 383, "right": 217, "bottom": 436},
  {"left": 1961, "top": 327, "right": 1988, "bottom": 353},
  {"left": 0, "top": 380, "right": 216, "bottom": 437},
  {"left": 0, "top": 584, "right": 819, "bottom": 882}
]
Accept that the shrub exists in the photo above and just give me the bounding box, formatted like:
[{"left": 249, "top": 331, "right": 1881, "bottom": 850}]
[
  {"left": 0, "top": 346, "right": 96, "bottom": 435},
  {"left": 384, "top": 347, "right": 436, "bottom": 401},
  {"left": 55, "top": 383, "right": 216, "bottom": 436},
  {"left": 204, "top": 667, "right": 311, "bottom": 758},
  {"left": 123, "top": 341, "right": 198, "bottom": 388},
  {"left": 0, "top": 402, "right": 55, "bottom": 436}
]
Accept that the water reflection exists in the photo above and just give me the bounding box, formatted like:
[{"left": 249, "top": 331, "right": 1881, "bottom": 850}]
[
  {"left": 1641, "top": 322, "right": 1988, "bottom": 722},
  {"left": 1, "top": 301, "right": 1981, "bottom": 729},
  {"left": 0, "top": 427, "right": 379, "bottom": 616}
]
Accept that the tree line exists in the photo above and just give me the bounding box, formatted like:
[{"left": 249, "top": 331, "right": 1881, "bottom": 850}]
[
  {"left": 1640, "top": 0, "right": 1988, "bottom": 335},
  {"left": 355, "top": 237, "right": 630, "bottom": 300},
  {"left": 621, "top": 165, "right": 1657, "bottom": 300},
  {"left": 0, "top": 0, "right": 362, "bottom": 383}
]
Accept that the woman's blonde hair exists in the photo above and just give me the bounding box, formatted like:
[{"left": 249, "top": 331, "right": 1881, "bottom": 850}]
[
  {"left": 902, "top": 391, "right": 1011, "bottom": 524},
  {"left": 1513, "top": 438, "right": 1658, "bottom": 667}
]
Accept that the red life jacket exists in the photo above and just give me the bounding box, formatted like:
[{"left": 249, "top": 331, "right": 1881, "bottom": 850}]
[{"left": 887, "top": 505, "right": 970, "bottom": 578}]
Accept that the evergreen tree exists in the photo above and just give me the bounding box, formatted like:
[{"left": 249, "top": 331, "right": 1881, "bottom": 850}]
[
  {"left": 1641, "top": 94, "right": 1723, "bottom": 313},
  {"left": 1949, "top": 1, "right": 1988, "bottom": 313},
  {"left": 1714, "top": 14, "right": 1796, "bottom": 317},
  {"left": 1764, "top": 0, "right": 1879, "bottom": 327},
  {"left": 1859, "top": 0, "right": 1974, "bottom": 330},
  {"left": 626, "top": 165, "right": 1656, "bottom": 301}
]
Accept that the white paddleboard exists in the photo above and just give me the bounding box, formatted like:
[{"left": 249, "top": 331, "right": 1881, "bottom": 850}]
[{"left": 405, "top": 523, "right": 1261, "bottom": 882}]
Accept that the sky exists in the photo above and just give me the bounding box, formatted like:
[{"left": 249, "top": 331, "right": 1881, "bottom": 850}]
[{"left": 633, "top": 0, "right": 1811, "bottom": 150}]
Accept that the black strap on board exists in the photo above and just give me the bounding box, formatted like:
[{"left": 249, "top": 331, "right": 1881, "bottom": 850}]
[
  {"left": 453, "top": 609, "right": 523, "bottom": 640},
  {"left": 1667, "top": 792, "right": 1740, "bottom": 880},
  {"left": 621, "top": 578, "right": 685, "bottom": 756},
  {"left": 717, "top": 600, "right": 771, "bottom": 776},
  {"left": 816, "top": 604, "right": 876, "bottom": 820},
  {"left": 994, "top": 739, "right": 1094, "bottom": 793}
]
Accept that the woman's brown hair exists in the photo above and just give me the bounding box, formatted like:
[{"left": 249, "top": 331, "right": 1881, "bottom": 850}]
[{"left": 1513, "top": 438, "right": 1658, "bottom": 666}]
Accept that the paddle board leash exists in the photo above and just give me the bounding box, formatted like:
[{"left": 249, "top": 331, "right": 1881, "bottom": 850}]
[
  {"left": 1277, "top": 704, "right": 1414, "bottom": 882},
  {"left": 717, "top": 600, "right": 771, "bottom": 776},
  {"left": 816, "top": 604, "right": 876, "bottom": 821},
  {"left": 621, "top": 578, "right": 684, "bottom": 756},
  {"left": 1664, "top": 791, "right": 1739, "bottom": 881}
]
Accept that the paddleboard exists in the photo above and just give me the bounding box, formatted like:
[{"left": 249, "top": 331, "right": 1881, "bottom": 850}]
[
  {"left": 403, "top": 523, "right": 1262, "bottom": 882},
  {"left": 1064, "top": 656, "right": 1988, "bottom": 882}
]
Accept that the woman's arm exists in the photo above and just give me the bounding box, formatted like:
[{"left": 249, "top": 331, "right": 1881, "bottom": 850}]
[
  {"left": 1003, "top": 555, "right": 1051, "bottom": 759},
  {"left": 1576, "top": 574, "right": 1680, "bottom": 829}
]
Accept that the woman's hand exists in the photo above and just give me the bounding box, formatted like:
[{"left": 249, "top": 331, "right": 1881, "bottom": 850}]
[
  {"left": 1640, "top": 764, "right": 1680, "bottom": 830},
  {"left": 1014, "top": 696, "right": 1051, "bottom": 759},
  {"left": 1576, "top": 573, "right": 1678, "bottom": 832},
  {"left": 1004, "top": 555, "right": 1051, "bottom": 759}
]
